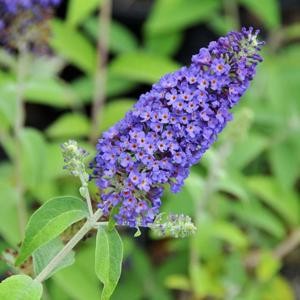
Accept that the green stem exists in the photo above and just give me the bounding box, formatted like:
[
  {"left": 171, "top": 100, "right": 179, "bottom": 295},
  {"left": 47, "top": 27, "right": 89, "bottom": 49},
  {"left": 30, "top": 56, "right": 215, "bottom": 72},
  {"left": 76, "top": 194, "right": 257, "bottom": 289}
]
[
  {"left": 14, "top": 45, "right": 29, "bottom": 238},
  {"left": 79, "top": 174, "right": 94, "bottom": 217},
  {"left": 90, "top": 0, "right": 112, "bottom": 143},
  {"left": 35, "top": 209, "right": 103, "bottom": 283},
  {"left": 223, "top": 0, "right": 240, "bottom": 30},
  {"left": 189, "top": 143, "right": 231, "bottom": 296}
]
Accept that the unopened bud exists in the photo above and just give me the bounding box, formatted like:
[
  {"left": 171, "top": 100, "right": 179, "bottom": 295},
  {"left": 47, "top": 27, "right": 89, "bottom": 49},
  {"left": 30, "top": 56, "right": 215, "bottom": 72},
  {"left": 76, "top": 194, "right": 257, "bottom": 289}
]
[{"left": 150, "top": 213, "right": 196, "bottom": 238}]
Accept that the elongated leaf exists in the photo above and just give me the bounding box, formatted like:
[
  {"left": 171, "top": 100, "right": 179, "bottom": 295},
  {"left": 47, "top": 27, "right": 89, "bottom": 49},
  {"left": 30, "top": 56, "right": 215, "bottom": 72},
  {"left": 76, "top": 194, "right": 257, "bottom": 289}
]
[
  {"left": 48, "top": 283, "right": 70, "bottom": 300},
  {"left": 0, "top": 182, "right": 21, "bottom": 246},
  {"left": 67, "top": 0, "right": 102, "bottom": 27},
  {"left": 33, "top": 238, "right": 75, "bottom": 279},
  {"left": 256, "top": 251, "right": 281, "bottom": 282},
  {"left": 28, "top": 56, "right": 64, "bottom": 79},
  {"left": 46, "top": 113, "right": 91, "bottom": 138},
  {"left": 269, "top": 142, "right": 299, "bottom": 190},
  {"left": 110, "top": 52, "right": 179, "bottom": 84},
  {"left": 99, "top": 99, "right": 135, "bottom": 132},
  {"left": 0, "top": 79, "right": 17, "bottom": 127},
  {"left": 0, "top": 275, "right": 43, "bottom": 300},
  {"left": 50, "top": 19, "right": 96, "bottom": 74},
  {"left": 240, "top": 0, "right": 280, "bottom": 29},
  {"left": 228, "top": 133, "right": 267, "bottom": 169},
  {"left": 145, "top": 0, "right": 220, "bottom": 34},
  {"left": 19, "top": 128, "right": 47, "bottom": 191},
  {"left": 25, "top": 78, "right": 77, "bottom": 108},
  {"left": 212, "top": 221, "right": 248, "bottom": 248},
  {"left": 261, "top": 276, "right": 294, "bottom": 300},
  {"left": 71, "top": 73, "right": 136, "bottom": 103},
  {"left": 145, "top": 31, "right": 183, "bottom": 56},
  {"left": 247, "top": 176, "right": 300, "bottom": 226},
  {"left": 16, "top": 196, "right": 88, "bottom": 265},
  {"left": 53, "top": 241, "right": 102, "bottom": 300},
  {"left": 84, "top": 17, "right": 138, "bottom": 54},
  {"left": 228, "top": 199, "right": 286, "bottom": 239},
  {"left": 95, "top": 226, "right": 123, "bottom": 300}
]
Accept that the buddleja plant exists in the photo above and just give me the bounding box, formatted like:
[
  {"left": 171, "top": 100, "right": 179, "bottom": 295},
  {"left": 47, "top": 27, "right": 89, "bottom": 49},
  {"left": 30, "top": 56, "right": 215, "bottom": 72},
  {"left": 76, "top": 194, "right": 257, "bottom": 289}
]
[{"left": 0, "top": 23, "right": 263, "bottom": 299}]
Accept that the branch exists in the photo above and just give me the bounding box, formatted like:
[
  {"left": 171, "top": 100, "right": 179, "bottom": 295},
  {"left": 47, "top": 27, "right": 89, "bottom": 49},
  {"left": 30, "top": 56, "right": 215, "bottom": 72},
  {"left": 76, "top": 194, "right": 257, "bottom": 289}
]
[
  {"left": 245, "top": 228, "right": 300, "bottom": 268},
  {"left": 14, "top": 45, "right": 29, "bottom": 237},
  {"left": 90, "top": 0, "right": 112, "bottom": 143},
  {"left": 35, "top": 209, "right": 103, "bottom": 283}
]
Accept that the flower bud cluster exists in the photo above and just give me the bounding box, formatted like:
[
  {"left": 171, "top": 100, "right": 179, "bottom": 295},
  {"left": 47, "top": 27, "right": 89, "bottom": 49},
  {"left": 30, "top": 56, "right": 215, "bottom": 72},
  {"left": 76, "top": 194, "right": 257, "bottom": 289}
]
[
  {"left": 61, "top": 140, "right": 89, "bottom": 181},
  {"left": 151, "top": 213, "right": 196, "bottom": 238}
]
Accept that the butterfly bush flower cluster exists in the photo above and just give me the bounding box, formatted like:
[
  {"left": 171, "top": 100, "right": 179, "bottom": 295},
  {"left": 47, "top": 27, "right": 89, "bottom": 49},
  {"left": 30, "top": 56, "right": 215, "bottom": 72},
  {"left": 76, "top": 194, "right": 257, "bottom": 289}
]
[
  {"left": 92, "top": 28, "right": 264, "bottom": 227},
  {"left": 0, "top": 0, "right": 60, "bottom": 49}
]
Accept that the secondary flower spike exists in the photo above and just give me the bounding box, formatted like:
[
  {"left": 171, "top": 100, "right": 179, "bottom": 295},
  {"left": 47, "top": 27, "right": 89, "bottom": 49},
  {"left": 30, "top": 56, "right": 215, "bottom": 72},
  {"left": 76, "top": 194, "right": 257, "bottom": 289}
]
[
  {"left": 0, "top": 0, "right": 61, "bottom": 49},
  {"left": 92, "top": 27, "right": 264, "bottom": 227}
]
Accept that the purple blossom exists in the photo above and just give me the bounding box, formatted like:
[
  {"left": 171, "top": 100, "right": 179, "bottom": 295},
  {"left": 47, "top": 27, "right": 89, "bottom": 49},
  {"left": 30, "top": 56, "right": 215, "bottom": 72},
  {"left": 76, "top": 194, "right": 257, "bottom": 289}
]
[
  {"left": 92, "top": 27, "right": 264, "bottom": 227},
  {"left": 0, "top": 0, "right": 61, "bottom": 48}
]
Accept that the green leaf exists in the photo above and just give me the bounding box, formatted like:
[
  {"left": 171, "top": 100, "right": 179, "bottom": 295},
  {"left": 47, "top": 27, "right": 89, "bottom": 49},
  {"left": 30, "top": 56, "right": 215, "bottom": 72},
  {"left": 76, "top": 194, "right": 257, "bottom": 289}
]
[
  {"left": 19, "top": 128, "right": 47, "bottom": 191},
  {"left": 240, "top": 0, "right": 280, "bottom": 29},
  {"left": 67, "top": 0, "right": 102, "bottom": 27},
  {"left": 0, "top": 49, "right": 16, "bottom": 69},
  {"left": 212, "top": 221, "right": 248, "bottom": 248},
  {"left": 228, "top": 133, "right": 267, "bottom": 169},
  {"left": 144, "top": 31, "right": 183, "bottom": 56},
  {"left": 0, "top": 275, "right": 43, "bottom": 300},
  {"left": 222, "top": 197, "right": 286, "bottom": 239},
  {"left": 256, "top": 251, "right": 281, "bottom": 282},
  {"left": 27, "top": 56, "right": 64, "bottom": 79},
  {"left": 71, "top": 74, "right": 136, "bottom": 103},
  {"left": 33, "top": 238, "right": 75, "bottom": 279},
  {"left": 261, "top": 276, "right": 295, "bottom": 300},
  {"left": 246, "top": 176, "right": 299, "bottom": 226},
  {"left": 50, "top": 19, "right": 96, "bottom": 74},
  {"left": 0, "top": 78, "right": 17, "bottom": 127},
  {"left": 46, "top": 113, "right": 90, "bottom": 139},
  {"left": 283, "top": 22, "right": 300, "bottom": 40},
  {"left": 99, "top": 99, "right": 135, "bottom": 132},
  {"left": 53, "top": 241, "right": 102, "bottom": 300},
  {"left": 95, "top": 226, "right": 123, "bottom": 300},
  {"left": 43, "top": 143, "right": 66, "bottom": 180},
  {"left": 84, "top": 17, "right": 138, "bottom": 54},
  {"left": 163, "top": 171, "right": 202, "bottom": 216},
  {"left": 208, "top": 13, "right": 237, "bottom": 35},
  {"left": 165, "top": 274, "right": 190, "bottom": 291},
  {"left": 0, "top": 182, "right": 21, "bottom": 246},
  {"left": 24, "top": 78, "right": 77, "bottom": 108},
  {"left": 110, "top": 52, "right": 179, "bottom": 84},
  {"left": 145, "top": 0, "right": 220, "bottom": 35},
  {"left": 16, "top": 196, "right": 88, "bottom": 265},
  {"left": 269, "top": 142, "right": 299, "bottom": 190},
  {"left": 48, "top": 283, "right": 70, "bottom": 300}
]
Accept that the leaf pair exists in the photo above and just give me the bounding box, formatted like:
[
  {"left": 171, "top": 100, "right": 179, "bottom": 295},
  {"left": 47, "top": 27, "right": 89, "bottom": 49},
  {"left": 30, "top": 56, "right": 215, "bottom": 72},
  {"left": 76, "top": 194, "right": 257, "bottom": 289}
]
[
  {"left": 16, "top": 196, "right": 89, "bottom": 266},
  {"left": 14, "top": 195, "right": 123, "bottom": 299}
]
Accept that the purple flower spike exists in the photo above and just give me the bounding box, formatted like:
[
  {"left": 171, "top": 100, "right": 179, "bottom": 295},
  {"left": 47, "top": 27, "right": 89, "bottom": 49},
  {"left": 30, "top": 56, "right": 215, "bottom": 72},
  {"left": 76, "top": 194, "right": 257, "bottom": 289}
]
[
  {"left": 92, "top": 27, "right": 264, "bottom": 227},
  {"left": 0, "top": 0, "right": 61, "bottom": 48}
]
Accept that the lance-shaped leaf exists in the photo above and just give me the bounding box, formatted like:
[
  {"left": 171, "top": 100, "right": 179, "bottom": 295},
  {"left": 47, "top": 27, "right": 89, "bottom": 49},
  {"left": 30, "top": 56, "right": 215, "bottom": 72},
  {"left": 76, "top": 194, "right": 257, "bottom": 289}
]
[
  {"left": 33, "top": 238, "right": 75, "bottom": 279},
  {"left": 16, "top": 196, "right": 88, "bottom": 266},
  {"left": 95, "top": 226, "right": 123, "bottom": 300},
  {"left": 0, "top": 275, "right": 43, "bottom": 300}
]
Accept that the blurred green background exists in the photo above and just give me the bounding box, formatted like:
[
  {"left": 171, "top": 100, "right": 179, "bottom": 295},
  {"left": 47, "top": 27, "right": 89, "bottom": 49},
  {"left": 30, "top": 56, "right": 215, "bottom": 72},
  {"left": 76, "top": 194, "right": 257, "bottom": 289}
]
[{"left": 0, "top": 0, "right": 300, "bottom": 299}]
